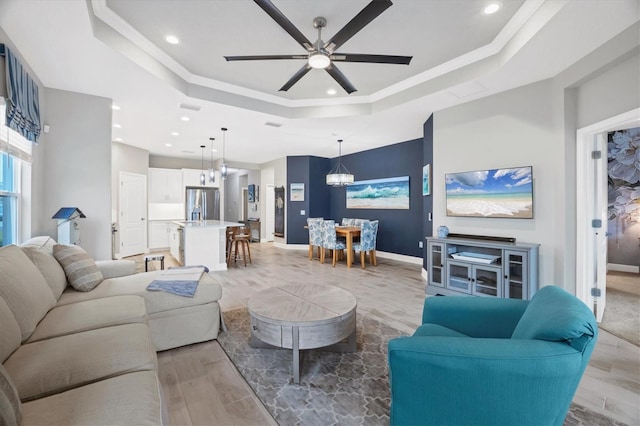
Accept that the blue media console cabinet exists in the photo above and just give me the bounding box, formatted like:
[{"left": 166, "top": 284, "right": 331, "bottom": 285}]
[{"left": 425, "top": 237, "right": 539, "bottom": 300}]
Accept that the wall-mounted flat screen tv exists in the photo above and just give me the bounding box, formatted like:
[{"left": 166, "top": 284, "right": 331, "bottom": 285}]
[{"left": 445, "top": 166, "right": 533, "bottom": 219}]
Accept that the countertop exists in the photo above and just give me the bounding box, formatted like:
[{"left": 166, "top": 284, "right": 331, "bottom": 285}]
[{"left": 172, "top": 220, "right": 244, "bottom": 229}]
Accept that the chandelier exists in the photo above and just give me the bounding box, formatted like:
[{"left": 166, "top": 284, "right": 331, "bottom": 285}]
[{"left": 326, "top": 139, "right": 354, "bottom": 187}]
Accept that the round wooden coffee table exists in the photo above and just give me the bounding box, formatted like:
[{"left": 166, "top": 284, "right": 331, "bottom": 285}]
[{"left": 247, "top": 284, "right": 357, "bottom": 384}]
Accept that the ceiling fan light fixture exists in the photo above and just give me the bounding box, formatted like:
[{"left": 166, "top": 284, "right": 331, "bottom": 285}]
[{"left": 308, "top": 52, "right": 331, "bottom": 69}]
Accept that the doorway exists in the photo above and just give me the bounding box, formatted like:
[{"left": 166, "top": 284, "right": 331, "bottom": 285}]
[
  {"left": 118, "top": 171, "right": 147, "bottom": 258},
  {"left": 576, "top": 108, "right": 640, "bottom": 322}
]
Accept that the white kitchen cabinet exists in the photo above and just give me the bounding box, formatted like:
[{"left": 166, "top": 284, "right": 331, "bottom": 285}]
[
  {"left": 149, "top": 168, "right": 183, "bottom": 203},
  {"left": 148, "top": 221, "right": 171, "bottom": 249},
  {"left": 182, "top": 168, "right": 219, "bottom": 188}
]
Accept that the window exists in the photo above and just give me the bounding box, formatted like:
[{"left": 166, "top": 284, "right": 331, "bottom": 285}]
[
  {"left": 0, "top": 98, "right": 31, "bottom": 246},
  {"left": 0, "top": 152, "right": 18, "bottom": 245}
]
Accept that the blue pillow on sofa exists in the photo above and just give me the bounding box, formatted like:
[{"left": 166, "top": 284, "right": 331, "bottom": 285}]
[{"left": 511, "top": 285, "right": 597, "bottom": 351}]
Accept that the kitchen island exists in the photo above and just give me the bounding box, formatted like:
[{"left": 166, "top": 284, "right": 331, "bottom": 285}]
[{"left": 171, "top": 220, "right": 243, "bottom": 271}]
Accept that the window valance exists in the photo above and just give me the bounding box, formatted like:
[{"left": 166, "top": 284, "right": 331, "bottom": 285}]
[{"left": 0, "top": 44, "right": 41, "bottom": 143}]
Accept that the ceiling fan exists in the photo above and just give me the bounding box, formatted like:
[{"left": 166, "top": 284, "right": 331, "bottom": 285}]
[{"left": 224, "top": 0, "right": 412, "bottom": 94}]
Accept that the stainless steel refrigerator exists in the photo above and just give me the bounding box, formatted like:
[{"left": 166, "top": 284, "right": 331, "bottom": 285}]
[{"left": 185, "top": 186, "right": 220, "bottom": 221}]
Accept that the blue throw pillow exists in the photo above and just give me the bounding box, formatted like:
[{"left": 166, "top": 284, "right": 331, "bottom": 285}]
[{"left": 511, "top": 285, "right": 597, "bottom": 352}]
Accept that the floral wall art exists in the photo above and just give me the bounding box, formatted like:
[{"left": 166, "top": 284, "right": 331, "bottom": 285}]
[{"left": 607, "top": 127, "right": 640, "bottom": 268}]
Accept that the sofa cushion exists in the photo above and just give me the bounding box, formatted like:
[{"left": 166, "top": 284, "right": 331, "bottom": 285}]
[
  {"left": 0, "top": 297, "right": 21, "bottom": 363},
  {"left": 0, "top": 245, "right": 57, "bottom": 342},
  {"left": 53, "top": 244, "right": 103, "bottom": 292},
  {"left": 26, "top": 295, "right": 148, "bottom": 343},
  {"left": 0, "top": 364, "right": 21, "bottom": 426},
  {"left": 20, "top": 236, "right": 56, "bottom": 254},
  {"left": 57, "top": 270, "right": 223, "bottom": 314},
  {"left": 20, "top": 246, "right": 67, "bottom": 300},
  {"left": 4, "top": 323, "right": 157, "bottom": 402},
  {"left": 21, "top": 371, "right": 162, "bottom": 426},
  {"left": 512, "top": 285, "right": 597, "bottom": 351}
]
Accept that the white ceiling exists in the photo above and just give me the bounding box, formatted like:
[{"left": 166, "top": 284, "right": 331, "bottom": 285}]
[{"left": 0, "top": 0, "right": 638, "bottom": 164}]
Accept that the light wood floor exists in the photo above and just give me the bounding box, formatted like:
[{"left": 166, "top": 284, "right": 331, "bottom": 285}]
[{"left": 138, "top": 243, "right": 639, "bottom": 426}]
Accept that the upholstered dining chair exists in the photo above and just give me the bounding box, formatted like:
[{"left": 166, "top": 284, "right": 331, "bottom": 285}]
[
  {"left": 307, "top": 217, "right": 324, "bottom": 261},
  {"left": 388, "top": 286, "right": 598, "bottom": 426},
  {"left": 320, "top": 220, "right": 346, "bottom": 267},
  {"left": 352, "top": 220, "right": 378, "bottom": 268},
  {"left": 341, "top": 218, "right": 355, "bottom": 226}
]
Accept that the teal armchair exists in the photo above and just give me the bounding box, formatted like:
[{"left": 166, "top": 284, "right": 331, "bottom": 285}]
[{"left": 388, "top": 286, "right": 598, "bottom": 426}]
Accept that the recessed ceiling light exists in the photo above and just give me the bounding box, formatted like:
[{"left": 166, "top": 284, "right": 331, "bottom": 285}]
[
  {"left": 180, "top": 116, "right": 190, "bottom": 122},
  {"left": 114, "top": 137, "right": 123, "bottom": 142},
  {"left": 165, "top": 143, "right": 172, "bottom": 147},
  {"left": 211, "top": 149, "right": 217, "bottom": 152},
  {"left": 483, "top": 2, "right": 502, "bottom": 15},
  {"left": 113, "top": 123, "right": 121, "bottom": 128},
  {"left": 171, "top": 131, "right": 179, "bottom": 136},
  {"left": 112, "top": 104, "right": 120, "bottom": 110},
  {"left": 165, "top": 35, "right": 180, "bottom": 45},
  {"left": 327, "top": 88, "right": 337, "bottom": 95}
]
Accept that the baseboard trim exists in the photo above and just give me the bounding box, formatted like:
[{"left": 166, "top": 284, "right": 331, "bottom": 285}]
[
  {"left": 608, "top": 263, "right": 640, "bottom": 273},
  {"left": 273, "top": 242, "right": 423, "bottom": 265}
]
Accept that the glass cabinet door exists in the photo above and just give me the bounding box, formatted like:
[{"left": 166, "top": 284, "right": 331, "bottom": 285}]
[
  {"left": 428, "top": 242, "right": 445, "bottom": 287},
  {"left": 473, "top": 265, "right": 502, "bottom": 297},
  {"left": 447, "top": 261, "right": 472, "bottom": 294},
  {"left": 504, "top": 250, "right": 528, "bottom": 299}
]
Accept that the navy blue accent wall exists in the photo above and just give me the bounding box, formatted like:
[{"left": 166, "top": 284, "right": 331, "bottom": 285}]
[
  {"left": 423, "top": 115, "right": 434, "bottom": 269},
  {"left": 329, "top": 139, "right": 424, "bottom": 257},
  {"left": 286, "top": 156, "right": 331, "bottom": 244}
]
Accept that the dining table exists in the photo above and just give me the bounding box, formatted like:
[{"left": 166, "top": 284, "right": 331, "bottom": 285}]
[{"left": 335, "top": 226, "right": 361, "bottom": 268}]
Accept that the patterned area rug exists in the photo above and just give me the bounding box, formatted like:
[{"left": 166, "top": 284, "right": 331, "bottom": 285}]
[{"left": 218, "top": 308, "right": 627, "bottom": 426}]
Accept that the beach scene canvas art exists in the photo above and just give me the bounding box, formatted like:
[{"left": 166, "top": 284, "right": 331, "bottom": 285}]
[
  {"left": 446, "top": 166, "right": 533, "bottom": 218},
  {"left": 346, "top": 176, "right": 410, "bottom": 209}
]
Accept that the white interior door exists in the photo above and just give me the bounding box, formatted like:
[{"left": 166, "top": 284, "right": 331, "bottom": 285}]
[
  {"left": 119, "top": 172, "right": 147, "bottom": 257},
  {"left": 593, "top": 133, "right": 608, "bottom": 322},
  {"left": 265, "top": 184, "right": 275, "bottom": 241}
]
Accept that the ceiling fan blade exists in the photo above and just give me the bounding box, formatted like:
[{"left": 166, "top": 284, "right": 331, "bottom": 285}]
[
  {"left": 326, "top": 64, "right": 357, "bottom": 94},
  {"left": 225, "top": 54, "right": 307, "bottom": 61},
  {"left": 254, "top": 0, "right": 314, "bottom": 51},
  {"left": 279, "top": 64, "right": 312, "bottom": 92},
  {"left": 324, "top": 0, "right": 392, "bottom": 53},
  {"left": 331, "top": 53, "right": 412, "bottom": 65}
]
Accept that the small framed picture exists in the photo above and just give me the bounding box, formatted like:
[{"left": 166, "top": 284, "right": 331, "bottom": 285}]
[
  {"left": 422, "top": 164, "right": 431, "bottom": 196},
  {"left": 248, "top": 184, "right": 255, "bottom": 202},
  {"left": 290, "top": 183, "right": 304, "bottom": 201}
]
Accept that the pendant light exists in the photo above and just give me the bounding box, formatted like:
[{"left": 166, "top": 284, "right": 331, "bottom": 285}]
[
  {"left": 199, "top": 145, "right": 206, "bottom": 185},
  {"left": 326, "top": 139, "right": 354, "bottom": 186},
  {"left": 208, "top": 137, "right": 216, "bottom": 183},
  {"left": 220, "top": 127, "right": 228, "bottom": 180}
]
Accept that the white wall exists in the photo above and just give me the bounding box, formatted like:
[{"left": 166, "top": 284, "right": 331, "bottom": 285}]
[
  {"left": 433, "top": 34, "right": 640, "bottom": 293},
  {"left": 41, "top": 89, "right": 112, "bottom": 259},
  {"left": 575, "top": 52, "right": 640, "bottom": 129},
  {"left": 434, "top": 80, "right": 561, "bottom": 287}
]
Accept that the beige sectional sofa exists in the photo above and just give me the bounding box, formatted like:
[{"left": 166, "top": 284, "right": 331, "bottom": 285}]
[{"left": 0, "top": 236, "right": 224, "bottom": 425}]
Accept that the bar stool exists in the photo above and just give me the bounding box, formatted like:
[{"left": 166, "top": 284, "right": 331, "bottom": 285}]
[
  {"left": 227, "top": 226, "right": 252, "bottom": 267},
  {"left": 144, "top": 254, "right": 165, "bottom": 272}
]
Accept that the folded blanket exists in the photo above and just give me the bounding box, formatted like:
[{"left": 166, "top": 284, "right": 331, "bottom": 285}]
[{"left": 146, "top": 265, "right": 209, "bottom": 297}]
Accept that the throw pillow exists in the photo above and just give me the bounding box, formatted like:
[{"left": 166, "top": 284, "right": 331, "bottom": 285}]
[
  {"left": 53, "top": 244, "right": 104, "bottom": 292},
  {"left": 21, "top": 247, "right": 68, "bottom": 299}
]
